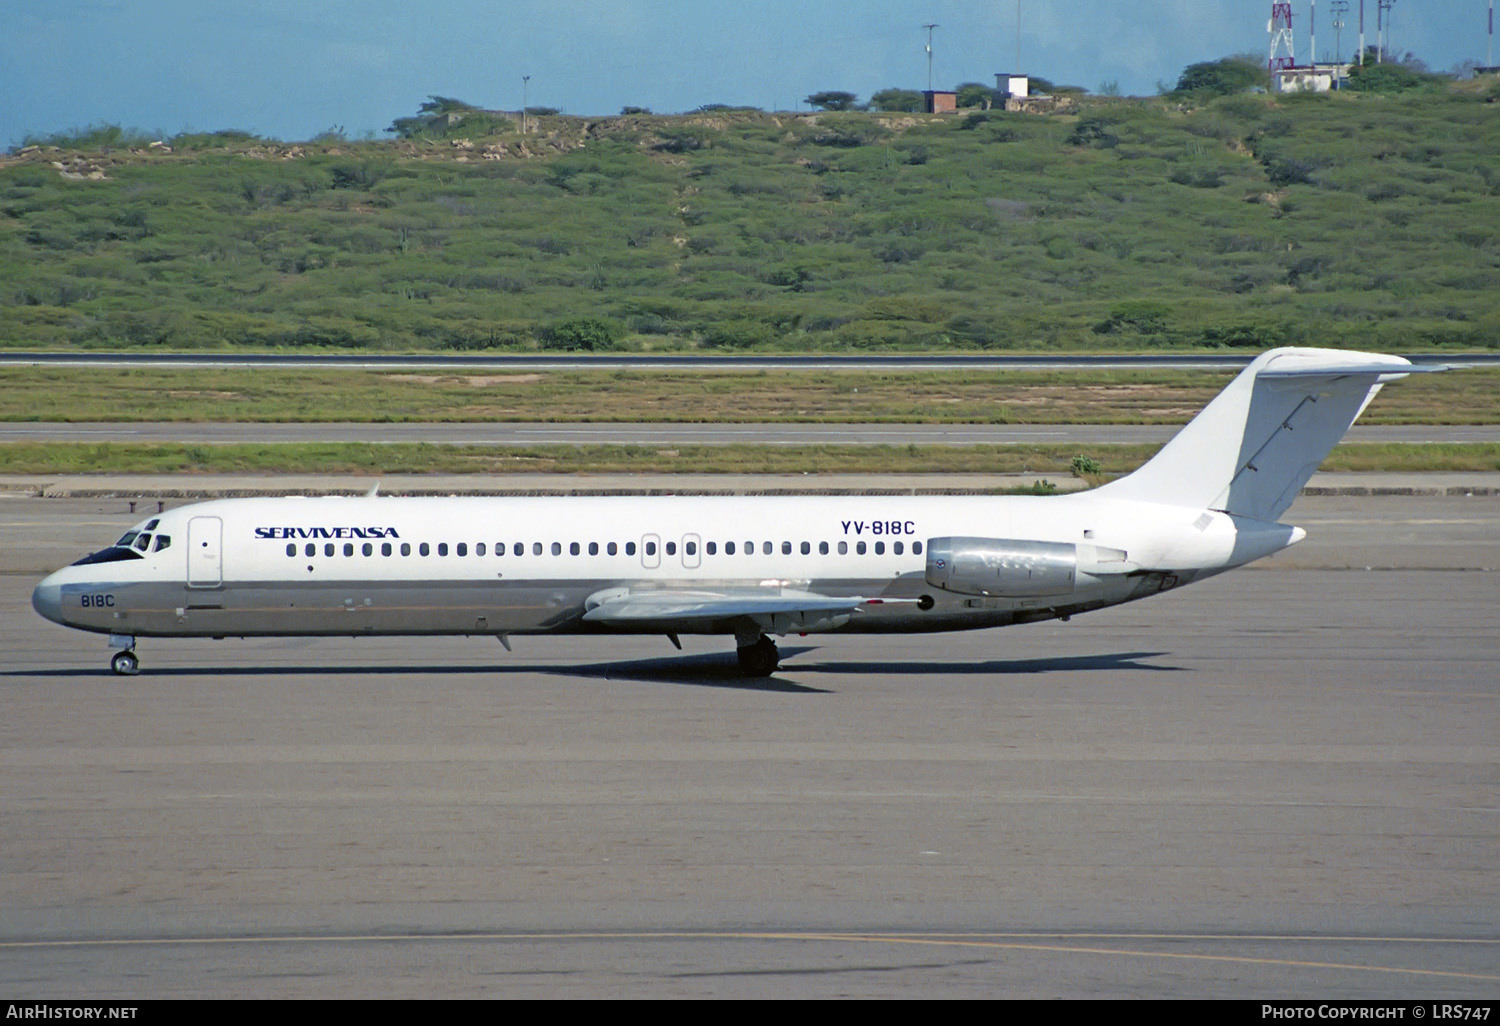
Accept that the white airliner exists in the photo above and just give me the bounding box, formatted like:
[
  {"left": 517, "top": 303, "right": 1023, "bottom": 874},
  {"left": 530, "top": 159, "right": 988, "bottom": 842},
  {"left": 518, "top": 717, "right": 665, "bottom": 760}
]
[{"left": 32, "top": 348, "right": 1440, "bottom": 677}]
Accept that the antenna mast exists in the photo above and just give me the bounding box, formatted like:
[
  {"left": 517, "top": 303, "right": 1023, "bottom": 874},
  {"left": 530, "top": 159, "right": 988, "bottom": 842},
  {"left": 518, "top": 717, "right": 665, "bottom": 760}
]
[
  {"left": 923, "top": 23, "right": 939, "bottom": 91},
  {"left": 1270, "top": 3, "right": 1295, "bottom": 73},
  {"left": 1359, "top": 0, "right": 1366, "bottom": 64},
  {"left": 1015, "top": 1, "right": 1022, "bottom": 72}
]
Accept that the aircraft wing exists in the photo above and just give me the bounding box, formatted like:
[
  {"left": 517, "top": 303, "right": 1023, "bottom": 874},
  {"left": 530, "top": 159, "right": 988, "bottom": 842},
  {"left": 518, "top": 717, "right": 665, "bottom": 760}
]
[{"left": 582, "top": 587, "right": 871, "bottom": 634}]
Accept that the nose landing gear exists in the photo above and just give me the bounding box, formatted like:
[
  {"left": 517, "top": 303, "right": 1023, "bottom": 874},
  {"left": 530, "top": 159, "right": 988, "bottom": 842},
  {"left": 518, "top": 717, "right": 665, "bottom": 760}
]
[{"left": 108, "top": 634, "right": 139, "bottom": 676}]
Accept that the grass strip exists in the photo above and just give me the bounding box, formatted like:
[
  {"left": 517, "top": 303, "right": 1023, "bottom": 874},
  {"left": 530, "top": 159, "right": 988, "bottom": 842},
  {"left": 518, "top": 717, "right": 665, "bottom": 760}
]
[
  {"left": 2, "top": 366, "right": 1496, "bottom": 425},
  {"left": 1, "top": 442, "right": 1497, "bottom": 477}
]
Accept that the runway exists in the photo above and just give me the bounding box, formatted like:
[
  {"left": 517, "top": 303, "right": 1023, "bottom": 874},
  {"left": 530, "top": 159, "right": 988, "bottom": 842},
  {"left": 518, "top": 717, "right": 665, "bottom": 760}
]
[
  {"left": 2, "top": 421, "right": 1498, "bottom": 446},
  {"left": 1, "top": 493, "right": 1496, "bottom": 997}
]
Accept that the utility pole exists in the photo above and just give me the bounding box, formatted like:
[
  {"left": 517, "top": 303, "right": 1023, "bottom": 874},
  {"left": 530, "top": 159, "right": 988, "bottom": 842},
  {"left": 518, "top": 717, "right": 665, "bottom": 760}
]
[
  {"left": 1332, "top": 0, "right": 1348, "bottom": 66},
  {"left": 522, "top": 75, "right": 530, "bottom": 135},
  {"left": 1377, "top": 0, "right": 1395, "bottom": 63},
  {"left": 923, "top": 23, "right": 938, "bottom": 91}
]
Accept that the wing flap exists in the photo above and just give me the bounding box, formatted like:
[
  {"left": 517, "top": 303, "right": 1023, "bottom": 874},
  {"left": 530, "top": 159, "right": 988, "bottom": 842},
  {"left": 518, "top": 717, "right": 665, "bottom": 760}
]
[{"left": 582, "top": 587, "right": 868, "bottom": 633}]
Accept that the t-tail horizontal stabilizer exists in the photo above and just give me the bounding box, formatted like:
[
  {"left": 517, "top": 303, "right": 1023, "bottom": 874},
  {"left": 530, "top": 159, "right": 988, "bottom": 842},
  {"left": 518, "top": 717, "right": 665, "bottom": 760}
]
[{"left": 1092, "top": 348, "right": 1446, "bottom": 522}]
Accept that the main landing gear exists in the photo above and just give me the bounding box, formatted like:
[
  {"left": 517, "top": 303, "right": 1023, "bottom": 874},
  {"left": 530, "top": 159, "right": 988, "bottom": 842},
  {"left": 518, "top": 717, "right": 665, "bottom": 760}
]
[{"left": 736, "top": 634, "right": 780, "bottom": 677}]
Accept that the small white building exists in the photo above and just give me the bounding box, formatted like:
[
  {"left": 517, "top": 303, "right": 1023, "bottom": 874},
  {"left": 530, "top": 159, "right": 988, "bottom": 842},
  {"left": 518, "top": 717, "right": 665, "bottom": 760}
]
[
  {"left": 994, "top": 73, "right": 1030, "bottom": 98},
  {"left": 1272, "top": 63, "right": 1347, "bottom": 93}
]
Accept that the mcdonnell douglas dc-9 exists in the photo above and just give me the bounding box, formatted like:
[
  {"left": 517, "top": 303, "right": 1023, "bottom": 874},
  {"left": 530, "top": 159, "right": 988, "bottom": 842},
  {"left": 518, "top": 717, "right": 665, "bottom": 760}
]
[{"left": 33, "top": 348, "right": 1440, "bottom": 677}]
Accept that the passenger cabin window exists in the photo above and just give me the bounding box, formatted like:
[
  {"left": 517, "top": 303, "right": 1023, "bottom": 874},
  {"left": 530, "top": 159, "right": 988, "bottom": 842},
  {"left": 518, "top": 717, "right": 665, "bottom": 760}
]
[
  {"left": 456, "top": 543, "right": 468, "bottom": 557},
  {"left": 857, "top": 541, "right": 867, "bottom": 555},
  {"left": 304, "top": 543, "right": 316, "bottom": 557},
  {"left": 913, "top": 541, "right": 923, "bottom": 555},
  {"left": 382, "top": 542, "right": 392, "bottom": 556},
  {"left": 323, "top": 543, "right": 334, "bottom": 557},
  {"left": 762, "top": 541, "right": 772, "bottom": 555},
  {"left": 706, "top": 541, "right": 716, "bottom": 556},
  {"left": 725, "top": 542, "right": 736, "bottom": 555},
  {"left": 532, "top": 543, "right": 542, "bottom": 556},
  {"left": 666, "top": 541, "right": 676, "bottom": 556},
  {"left": 362, "top": 542, "right": 373, "bottom": 556},
  {"left": 551, "top": 542, "right": 562, "bottom": 556},
  {"left": 401, "top": 543, "right": 411, "bottom": 556},
  {"left": 589, "top": 542, "right": 599, "bottom": 555},
  {"left": 819, "top": 541, "right": 829, "bottom": 555},
  {"left": 515, "top": 543, "right": 525, "bottom": 556},
  {"left": 438, "top": 543, "right": 449, "bottom": 557},
  {"left": 420, "top": 543, "right": 430, "bottom": 556},
  {"left": 345, "top": 543, "right": 355, "bottom": 557},
  {"left": 570, "top": 542, "right": 580, "bottom": 556},
  {"left": 800, "top": 541, "right": 810, "bottom": 555},
  {"left": 476, "top": 543, "right": 486, "bottom": 556},
  {"left": 839, "top": 541, "right": 848, "bottom": 554},
  {"left": 286, "top": 543, "right": 296, "bottom": 557},
  {"left": 607, "top": 542, "right": 617, "bottom": 556},
  {"left": 625, "top": 542, "right": 636, "bottom": 556},
  {"left": 875, "top": 541, "right": 885, "bottom": 555},
  {"left": 685, "top": 541, "right": 697, "bottom": 556}
]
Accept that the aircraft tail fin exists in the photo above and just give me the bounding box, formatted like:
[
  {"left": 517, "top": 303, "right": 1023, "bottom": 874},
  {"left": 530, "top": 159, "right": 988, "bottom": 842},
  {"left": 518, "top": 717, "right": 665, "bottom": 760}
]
[{"left": 1091, "top": 348, "right": 1439, "bottom": 521}]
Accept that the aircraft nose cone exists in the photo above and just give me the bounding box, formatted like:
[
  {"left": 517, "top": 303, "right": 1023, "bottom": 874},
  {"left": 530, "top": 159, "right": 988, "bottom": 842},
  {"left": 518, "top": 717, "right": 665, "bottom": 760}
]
[{"left": 32, "top": 578, "right": 63, "bottom": 624}]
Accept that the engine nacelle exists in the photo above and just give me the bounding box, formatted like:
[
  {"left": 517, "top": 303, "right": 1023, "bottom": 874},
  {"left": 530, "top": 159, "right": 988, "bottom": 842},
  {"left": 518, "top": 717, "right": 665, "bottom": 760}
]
[{"left": 925, "top": 537, "right": 1078, "bottom": 598}]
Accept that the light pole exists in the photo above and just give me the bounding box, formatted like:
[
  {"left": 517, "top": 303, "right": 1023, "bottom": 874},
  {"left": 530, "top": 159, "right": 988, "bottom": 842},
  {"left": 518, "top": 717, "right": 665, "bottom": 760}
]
[{"left": 522, "top": 75, "right": 531, "bottom": 135}]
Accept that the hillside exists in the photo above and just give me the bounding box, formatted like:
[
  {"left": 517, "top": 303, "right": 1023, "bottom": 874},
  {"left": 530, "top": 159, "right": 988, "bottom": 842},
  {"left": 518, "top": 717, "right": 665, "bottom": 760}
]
[{"left": 2, "top": 85, "right": 1498, "bottom": 354}]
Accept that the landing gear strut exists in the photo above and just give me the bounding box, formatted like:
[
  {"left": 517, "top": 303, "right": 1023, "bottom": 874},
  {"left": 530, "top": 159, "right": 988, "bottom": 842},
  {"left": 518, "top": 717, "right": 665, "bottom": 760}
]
[
  {"left": 110, "top": 649, "right": 139, "bottom": 676},
  {"left": 736, "top": 634, "right": 780, "bottom": 677}
]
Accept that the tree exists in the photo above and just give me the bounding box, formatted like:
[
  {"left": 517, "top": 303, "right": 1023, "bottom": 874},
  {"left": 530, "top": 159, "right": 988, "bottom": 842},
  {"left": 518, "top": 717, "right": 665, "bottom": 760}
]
[
  {"left": 869, "top": 88, "right": 923, "bottom": 112},
  {"left": 1345, "top": 60, "right": 1448, "bottom": 94},
  {"left": 388, "top": 96, "right": 490, "bottom": 138},
  {"left": 1172, "top": 55, "right": 1267, "bottom": 97},
  {"left": 955, "top": 82, "right": 998, "bottom": 109},
  {"left": 805, "top": 90, "right": 859, "bottom": 111}
]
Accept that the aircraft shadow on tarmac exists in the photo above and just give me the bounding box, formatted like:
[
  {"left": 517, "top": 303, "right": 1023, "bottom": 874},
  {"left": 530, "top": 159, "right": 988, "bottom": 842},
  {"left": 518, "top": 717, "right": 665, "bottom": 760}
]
[
  {"left": 796, "top": 650, "right": 1185, "bottom": 677},
  {"left": 9, "top": 649, "right": 1179, "bottom": 690}
]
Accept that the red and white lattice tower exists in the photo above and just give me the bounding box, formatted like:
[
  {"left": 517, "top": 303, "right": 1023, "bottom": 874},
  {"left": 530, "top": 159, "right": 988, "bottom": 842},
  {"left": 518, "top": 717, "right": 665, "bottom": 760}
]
[{"left": 1269, "top": 2, "right": 1296, "bottom": 71}]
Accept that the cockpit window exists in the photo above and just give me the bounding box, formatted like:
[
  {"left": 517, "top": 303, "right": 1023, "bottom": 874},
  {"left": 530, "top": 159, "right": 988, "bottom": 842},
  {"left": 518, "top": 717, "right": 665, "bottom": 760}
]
[
  {"left": 71, "top": 546, "right": 144, "bottom": 566},
  {"left": 133, "top": 534, "right": 152, "bottom": 551},
  {"left": 154, "top": 535, "right": 171, "bottom": 552},
  {"left": 116, "top": 531, "right": 140, "bottom": 547},
  {"left": 144, "top": 519, "right": 160, "bottom": 531}
]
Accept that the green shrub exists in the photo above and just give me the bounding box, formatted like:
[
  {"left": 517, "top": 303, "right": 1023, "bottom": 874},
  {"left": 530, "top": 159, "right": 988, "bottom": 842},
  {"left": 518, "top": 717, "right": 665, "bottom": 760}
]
[
  {"left": 537, "top": 317, "right": 622, "bottom": 351},
  {"left": 1094, "top": 300, "right": 1171, "bottom": 335}
]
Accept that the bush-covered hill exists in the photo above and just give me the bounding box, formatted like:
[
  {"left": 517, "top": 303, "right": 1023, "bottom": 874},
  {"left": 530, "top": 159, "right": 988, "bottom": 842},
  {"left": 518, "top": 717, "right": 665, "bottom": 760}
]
[{"left": 3, "top": 84, "right": 1498, "bottom": 353}]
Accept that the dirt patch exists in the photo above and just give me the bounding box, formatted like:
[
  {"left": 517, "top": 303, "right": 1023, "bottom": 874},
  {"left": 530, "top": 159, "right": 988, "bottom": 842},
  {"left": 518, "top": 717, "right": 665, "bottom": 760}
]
[{"left": 385, "top": 374, "right": 544, "bottom": 386}]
